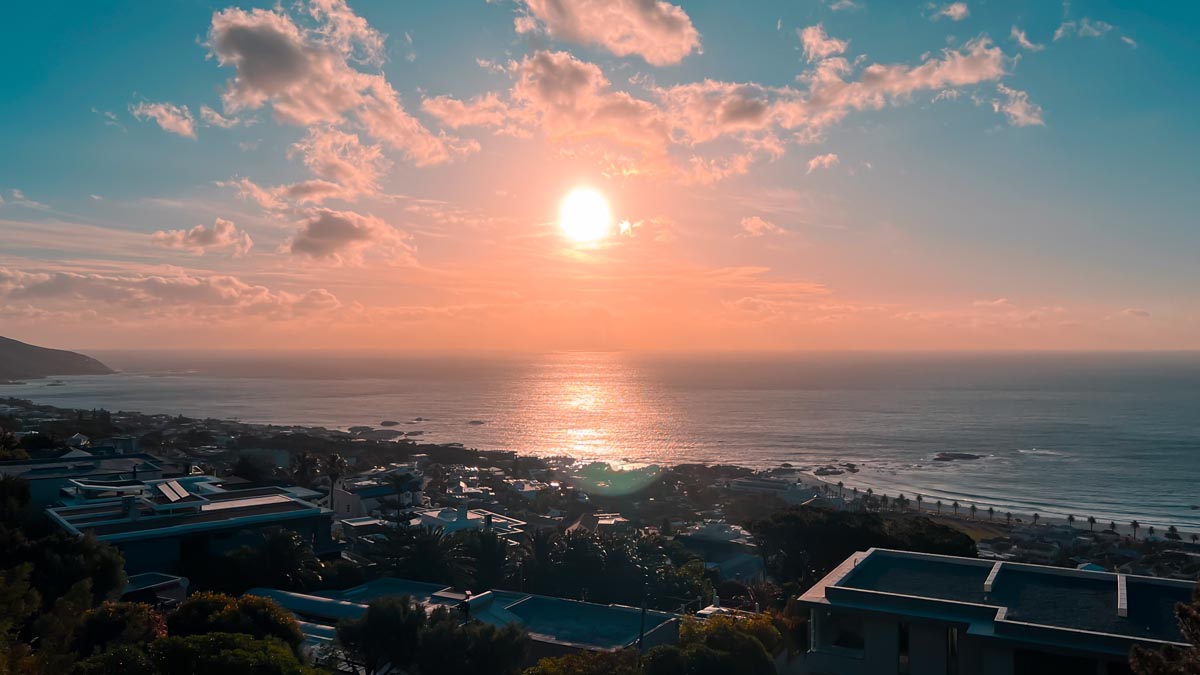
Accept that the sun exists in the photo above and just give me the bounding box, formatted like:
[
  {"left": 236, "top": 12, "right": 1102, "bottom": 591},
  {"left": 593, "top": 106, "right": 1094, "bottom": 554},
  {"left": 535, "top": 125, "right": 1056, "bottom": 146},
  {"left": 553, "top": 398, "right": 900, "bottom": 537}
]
[{"left": 559, "top": 188, "right": 611, "bottom": 243}]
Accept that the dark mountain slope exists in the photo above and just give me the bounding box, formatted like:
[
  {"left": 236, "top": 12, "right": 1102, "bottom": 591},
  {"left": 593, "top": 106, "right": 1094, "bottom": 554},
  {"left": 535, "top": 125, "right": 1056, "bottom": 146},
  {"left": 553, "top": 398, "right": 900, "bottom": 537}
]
[{"left": 0, "top": 336, "right": 113, "bottom": 381}]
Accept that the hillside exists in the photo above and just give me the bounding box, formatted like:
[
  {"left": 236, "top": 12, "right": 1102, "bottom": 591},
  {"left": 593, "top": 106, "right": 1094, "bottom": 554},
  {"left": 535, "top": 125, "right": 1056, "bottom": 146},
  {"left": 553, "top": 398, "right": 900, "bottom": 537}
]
[{"left": 0, "top": 336, "right": 113, "bottom": 382}]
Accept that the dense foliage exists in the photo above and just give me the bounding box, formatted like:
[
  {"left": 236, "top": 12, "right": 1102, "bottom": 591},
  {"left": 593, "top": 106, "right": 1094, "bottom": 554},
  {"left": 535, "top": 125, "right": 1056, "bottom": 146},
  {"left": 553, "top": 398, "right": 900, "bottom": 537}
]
[
  {"left": 335, "top": 596, "right": 527, "bottom": 675},
  {"left": 749, "top": 505, "right": 976, "bottom": 588}
]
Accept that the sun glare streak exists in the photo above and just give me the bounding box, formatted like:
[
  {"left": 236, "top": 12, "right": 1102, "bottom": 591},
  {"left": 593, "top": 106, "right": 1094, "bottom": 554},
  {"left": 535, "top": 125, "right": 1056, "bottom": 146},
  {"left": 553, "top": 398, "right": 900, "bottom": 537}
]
[{"left": 559, "top": 188, "right": 611, "bottom": 243}]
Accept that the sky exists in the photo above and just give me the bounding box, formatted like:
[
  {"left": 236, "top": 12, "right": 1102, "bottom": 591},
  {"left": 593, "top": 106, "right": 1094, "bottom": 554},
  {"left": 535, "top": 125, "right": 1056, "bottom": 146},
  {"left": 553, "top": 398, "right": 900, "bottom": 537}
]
[{"left": 1, "top": 0, "right": 1198, "bottom": 352}]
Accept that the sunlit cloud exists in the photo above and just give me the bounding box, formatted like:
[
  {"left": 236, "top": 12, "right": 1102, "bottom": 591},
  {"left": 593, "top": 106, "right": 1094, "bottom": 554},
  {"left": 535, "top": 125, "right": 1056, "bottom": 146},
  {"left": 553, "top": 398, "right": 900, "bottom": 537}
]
[
  {"left": 993, "top": 84, "right": 1045, "bottom": 127},
  {"left": 130, "top": 101, "right": 196, "bottom": 138},
  {"left": 513, "top": 0, "right": 701, "bottom": 66},
  {"left": 152, "top": 217, "right": 254, "bottom": 256}
]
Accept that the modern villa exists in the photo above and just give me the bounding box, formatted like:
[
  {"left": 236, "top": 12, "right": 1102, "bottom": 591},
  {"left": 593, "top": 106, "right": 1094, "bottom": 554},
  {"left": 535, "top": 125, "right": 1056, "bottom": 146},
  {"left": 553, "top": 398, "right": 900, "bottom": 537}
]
[
  {"left": 251, "top": 577, "right": 680, "bottom": 665},
  {"left": 794, "top": 548, "right": 1192, "bottom": 675},
  {"left": 46, "top": 475, "right": 336, "bottom": 573}
]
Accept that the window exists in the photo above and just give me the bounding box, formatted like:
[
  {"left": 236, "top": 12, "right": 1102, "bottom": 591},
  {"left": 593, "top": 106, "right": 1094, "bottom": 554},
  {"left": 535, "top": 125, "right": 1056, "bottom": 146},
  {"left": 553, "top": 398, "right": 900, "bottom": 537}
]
[
  {"left": 946, "top": 627, "right": 959, "bottom": 675},
  {"left": 898, "top": 622, "right": 910, "bottom": 674},
  {"left": 826, "top": 612, "right": 865, "bottom": 651}
]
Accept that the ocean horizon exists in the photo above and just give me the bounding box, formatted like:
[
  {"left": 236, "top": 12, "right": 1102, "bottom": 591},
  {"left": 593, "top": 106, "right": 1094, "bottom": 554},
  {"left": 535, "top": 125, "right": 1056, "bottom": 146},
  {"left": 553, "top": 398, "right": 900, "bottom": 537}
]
[{"left": 5, "top": 350, "right": 1199, "bottom": 529}]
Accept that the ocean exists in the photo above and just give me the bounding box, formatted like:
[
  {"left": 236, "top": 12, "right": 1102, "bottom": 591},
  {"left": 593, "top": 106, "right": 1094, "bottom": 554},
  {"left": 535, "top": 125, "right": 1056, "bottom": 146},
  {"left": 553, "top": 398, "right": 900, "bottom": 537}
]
[{"left": 5, "top": 351, "right": 1199, "bottom": 529}]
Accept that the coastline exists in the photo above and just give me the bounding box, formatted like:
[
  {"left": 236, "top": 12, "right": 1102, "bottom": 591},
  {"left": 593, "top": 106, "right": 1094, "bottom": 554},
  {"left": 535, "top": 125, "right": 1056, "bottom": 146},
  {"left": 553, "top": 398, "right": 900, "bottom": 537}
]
[{"left": 4, "top": 392, "right": 1198, "bottom": 541}]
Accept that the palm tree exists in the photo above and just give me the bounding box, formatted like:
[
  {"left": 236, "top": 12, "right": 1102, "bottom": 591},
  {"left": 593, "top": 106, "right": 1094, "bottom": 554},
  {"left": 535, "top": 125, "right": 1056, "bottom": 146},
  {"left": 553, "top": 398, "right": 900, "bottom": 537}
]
[
  {"left": 1087, "top": 516, "right": 1096, "bottom": 532},
  {"left": 1067, "top": 514, "right": 1075, "bottom": 528},
  {"left": 1005, "top": 512, "right": 1012, "bottom": 527},
  {"left": 388, "top": 472, "right": 415, "bottom": 522},
  {"left": 936, "top": 500, "right": 942, "bottom": 514},
  {"left": 969, "top": 504, "right": 977, "bottom": 520},
  {"left": 837, "top": 481, "right": 844, "bottom": 499},
  {"left": 1032, "top": 513, "right": 1040, "bottom": 526},
  {"left": 1167, "top": 525, "right": 1180, "bottom": 540},
  {"left": 377, "top": 526, "right": 474, "bottom": 587},
  {"left": 987, "top": 506, "right": 995, "bottom": 521},
  {"left": 916, "top": 494, "right": 923, "bottom": 512},
  {"left": 952, "top": 500, "right": 960, "bottom": 517},
  {"left": 1130, "top": 520, "right": 1140, "bottom": 540},
  {"left": 259, "top": 527, "right": 322, "bottom": 591},
  {"left": 324, "top": 453, "right": 348, "bottom": 513},
  {"left": 289, "top": 451, "right": 320, "bottom": 488}
]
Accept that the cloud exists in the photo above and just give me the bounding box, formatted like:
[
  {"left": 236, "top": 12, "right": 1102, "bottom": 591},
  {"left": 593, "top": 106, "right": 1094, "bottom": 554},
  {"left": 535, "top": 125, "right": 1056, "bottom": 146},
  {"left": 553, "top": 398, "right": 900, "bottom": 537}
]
[
  {"left": 934, "top": 3, "right": 969, "bottom": 21},
  {"left": 91, "top": 107, "right": 126, "bottom": 131},
  {"left": 738, "top": 216, "right": 785, "bottom": 237},
  {"left": 827, "top": 0, "right": 861, "bottom": 11},
  {"left": 207, "top": 1, "right": 472, "bottom": 166},
  {"left": 806, "top": 152, "right": 840, "bottom": 173},
  {"left": 199, "top": 104, "right": 247, "bottom": 128},
  {"left": 288, "top": 208, "right": 413, "bottom": 263},
  {"left": 992, "top": 84, "right": 1044, "bottom": 127},
  {"left": 1, "top": 189, "right": 49, "bottom": 210},
  {"left": 1054, "top": 18, "right": 1112, "bottom": 41},
  {"left": 152, "top": 217, "right": 253, "bottom": 256},
  {"left": 129, "top": 101, "right": 196, "bottom": 137},
  {"left": 289, "top": 127, "right": 389, "bottom": 195},
  {"left": 1121, "top": 36, "right": 1137, "bottom": 48},
  {"left": 513, "top": 0, "right": 701, "bottom": 66},
  {"left": 0, "top": 266, "right": 338, "bottom": 320},
  {"left": 1010, "top": 26, "right": 1044, "bottom": 52},
  {"left": 1119, "top": 308, "right": 1150, "bottom": 319},
  {"left": 798, "top": 24, "right": 848, "bottom": 62},
  {"left": 425, "top": 39, "right": 1008, "bottom": 183}
]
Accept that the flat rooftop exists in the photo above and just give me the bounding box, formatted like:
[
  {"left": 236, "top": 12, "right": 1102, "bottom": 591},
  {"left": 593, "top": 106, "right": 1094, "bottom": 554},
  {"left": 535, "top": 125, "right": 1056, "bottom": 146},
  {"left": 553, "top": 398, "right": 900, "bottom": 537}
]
[
  {"left": 262, "top": 577, "right": 677, "bottom": 651},
  {"left": 801, "top": 548, "right": 1192, "bottom": 653}
]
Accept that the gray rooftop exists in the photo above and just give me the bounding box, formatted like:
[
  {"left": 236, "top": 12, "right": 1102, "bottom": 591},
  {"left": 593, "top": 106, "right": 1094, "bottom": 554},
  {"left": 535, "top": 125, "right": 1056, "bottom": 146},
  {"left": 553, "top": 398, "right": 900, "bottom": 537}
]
[{"left": 801, "top": 548, "right": 1194, "bottom": 654}]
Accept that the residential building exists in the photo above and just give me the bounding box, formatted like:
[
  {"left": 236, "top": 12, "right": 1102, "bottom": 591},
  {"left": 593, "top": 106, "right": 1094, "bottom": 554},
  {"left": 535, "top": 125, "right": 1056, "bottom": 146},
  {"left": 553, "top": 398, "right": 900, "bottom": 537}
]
[
  {"left": 46, "top": 475, "right": 335, "bottom": 574},
  {"left": 0, "top": 453, "right": 168, "bottom": 507},
  {"left": 411, "top": 505, "right": 525, "bottom": 539},
  {"left": 332, "top": 465, "right": 424, "bottom": 519},
  {"left": 674, "top": 520, "right": 765, "bottom": 582},
  {"left": 794, "top": 547, "right": 1193, "bottom": 675},
  {"left": 251, "top": 577, "right": 679, "bottom": 664},
  {"left": 727, "top": 476, "right": 822, "bottom": 504}
]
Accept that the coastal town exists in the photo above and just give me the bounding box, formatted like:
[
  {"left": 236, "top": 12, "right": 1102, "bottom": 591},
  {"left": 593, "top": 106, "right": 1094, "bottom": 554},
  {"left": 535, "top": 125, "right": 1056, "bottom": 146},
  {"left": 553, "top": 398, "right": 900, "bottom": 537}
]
[{"left": 1, "top": 395, "right": 1197, "bottom": 674}]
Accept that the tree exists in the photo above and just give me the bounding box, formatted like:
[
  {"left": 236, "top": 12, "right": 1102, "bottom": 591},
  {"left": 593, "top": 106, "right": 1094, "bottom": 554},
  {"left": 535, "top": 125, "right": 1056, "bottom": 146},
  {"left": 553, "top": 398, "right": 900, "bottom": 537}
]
[
  {"left": 387, "top": 473, "right": 415, "bottom": 522},
  {"left": 1167, "top": 526, "right": 1181, "bottom": 541},
  {"left": 71, "top": 645, "right": 157, "bottom": 675},
  {"left": 460, "top": 529, "right": 509, "bottom": 592},
  {"left": 969, "top": 504, "right": 977, "bottom": 520},
  {"left": 1132, "top": 521, "right": 1141, "bottom": 540},
  {"left": 167, "top": 593, "right": 304, "bottom": 653},
  {"left": 936, "top": 500, "right": 942, "bottom": 514},
  {"left": 524, "top": 649, "right": 640, "bottom": 675},
  {"left": 73, "top": 601, "right": 165, "bottom": 657},
  {"left": 369, "top": 526, "right": 474, "bottom": 588},
  {"left": 150, "top": 632, "right": 324, "bottom": 675},
  {"left": 288, "top": 452, "right": 320, "bottom": 489},
  {"left": 1088, "top": 516, "right": 1097, "bottom": 532},
  {"left": 0, "top": 564, "right": 39, "bottom": 673},
  {"left": 1130, "top": 585, "right": 1200, "bottom": 674},
  {"left": 336, "top": 596, "right": 427, "bottom": 675},
  {"left": 414, "top": 608, "right": 527, "bottom": 675},
  {"left": 915, "top": 494, "right": 923, "bottom": 512},
  {"left": 952, "top": 501, "right": 960, "bottom": 517},
  {"left": 210, "top": 528, "right": 322, "bottom": 594},
  {"left": 231, "top": 454, "right": 275, "bottom": 484},
  {"left": 325, "top": 454, "right": 348, "bottom": 513},
  {"left": 836, "top": 481, "right": 844, "bottom": 499}
]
